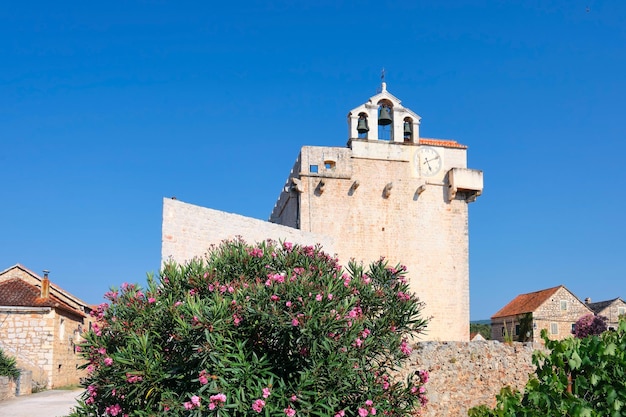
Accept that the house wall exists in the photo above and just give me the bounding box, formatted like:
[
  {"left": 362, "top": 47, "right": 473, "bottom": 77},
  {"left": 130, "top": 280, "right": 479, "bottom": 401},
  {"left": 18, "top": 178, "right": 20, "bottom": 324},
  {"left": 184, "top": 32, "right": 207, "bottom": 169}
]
[
  {"left": 595, "top": 300, "right": 626, "bottom": 330},
  {"left": 533, "top": 287, "right": 592, "bottom": 341},
  {"left": 0, "top": 308, "right": 86, "bottom": 389}
]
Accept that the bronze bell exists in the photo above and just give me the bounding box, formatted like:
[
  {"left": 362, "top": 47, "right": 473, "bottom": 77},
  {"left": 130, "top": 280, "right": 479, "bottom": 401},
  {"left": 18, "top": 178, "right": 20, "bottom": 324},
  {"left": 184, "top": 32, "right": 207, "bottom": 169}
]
[
  {"left": 378, "top": 106, "right": 393, "bottom": 126},
  {"left": 403, "top": 121, "right": 413, "bottom": 136},
  {"left": 357, "top": 116, "right": 369, "bottom": 133}
]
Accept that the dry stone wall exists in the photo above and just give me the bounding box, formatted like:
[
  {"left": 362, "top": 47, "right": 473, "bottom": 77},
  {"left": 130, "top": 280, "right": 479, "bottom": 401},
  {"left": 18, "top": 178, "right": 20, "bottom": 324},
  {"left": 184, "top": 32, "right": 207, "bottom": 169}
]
[{"left": 401, "top": 340, "right": 542, "bottom": 417}]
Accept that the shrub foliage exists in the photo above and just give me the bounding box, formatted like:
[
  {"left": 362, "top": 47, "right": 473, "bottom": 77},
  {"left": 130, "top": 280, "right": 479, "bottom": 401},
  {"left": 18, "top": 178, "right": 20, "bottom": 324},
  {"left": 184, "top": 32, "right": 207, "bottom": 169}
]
[
  {"left": 573, "top": 314, "right": 608, "bottom": 339},
  {"left": 71, "top": 239, "right": 429, "bottom": 417},
  {"left": 469, "top": 320, "right": 626, "bottom": 417},
  {"left": 0, "top": 347, "right": 20, "bottom": 380}
]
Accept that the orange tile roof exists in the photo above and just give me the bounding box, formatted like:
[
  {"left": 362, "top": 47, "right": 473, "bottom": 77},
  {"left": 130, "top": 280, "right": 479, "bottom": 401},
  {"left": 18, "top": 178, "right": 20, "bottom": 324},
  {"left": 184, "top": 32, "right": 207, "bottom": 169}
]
[
  {"left": 419, "top": 138, "right": 467, "bottom": 149},
  {"left": 0, "top": 278, "right": 86, "bottom": 318},
  {"left": 491, "top": 285, "right": 563, "bottom": 319}
]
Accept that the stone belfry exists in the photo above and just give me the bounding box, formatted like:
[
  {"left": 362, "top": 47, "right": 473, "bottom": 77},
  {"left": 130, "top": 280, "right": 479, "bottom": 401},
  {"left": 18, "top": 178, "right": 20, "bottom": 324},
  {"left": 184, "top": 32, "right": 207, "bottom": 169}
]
[{"left": 270, "top": 82, "right": 483, "bottom": 341}]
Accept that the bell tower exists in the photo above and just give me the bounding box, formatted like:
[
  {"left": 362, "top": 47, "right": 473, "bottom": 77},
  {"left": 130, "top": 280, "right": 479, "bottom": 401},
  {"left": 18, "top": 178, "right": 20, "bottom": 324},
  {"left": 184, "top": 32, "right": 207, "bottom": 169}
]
[
  {"left": 269, "top": 82, "right": 484, "bottom": 341},
  {"left": 347, "top": 82, "right": 420, "bottom": 143}
]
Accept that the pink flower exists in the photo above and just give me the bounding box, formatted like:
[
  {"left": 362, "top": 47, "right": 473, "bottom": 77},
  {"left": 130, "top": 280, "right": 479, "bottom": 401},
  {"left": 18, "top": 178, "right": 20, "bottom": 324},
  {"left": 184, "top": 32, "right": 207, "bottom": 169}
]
[
  {"left": 362, "top": 328, "right": 371, "bottom": 338},
  {"left": 286, "top": 301, "right": 292, "bottom": 307},
  {"left": 397, "top": 291, "right": 411, "bottom": 301},
  {"left": 291, "top": 318, "right": 299, "bottom": 326},
  {"left": 199, "top": 370, "right": 209, "bottom": 385},
  {"left": 365, "top": 400, "right": 373, "bottom": 406},
  {"left": 191, "top": 395, "right": 201, "bottom": 406},
  {"left": 284, "top": 407, "right": 296, "bottom": 417},
  {"left": 98, "top": 347, "right": 107, "bottom": 355},
  {"left": 353, "top": 338, "right": 363, "bottom": 348},
  {"left": 104, "top": 357, "right": 113, "bottom": 366},
  {"left": 358, "top": 407, "right": 369, "bottom": 417},
  {"left": 400, "top": 339, "right": 412, "bottom": 356},
  {"left": 183, "top": 402, "right": 193, "bottom": 410},
  {"left": 262, "top": 387, "right": 271, "bottom": 398},
  {"left": 105, "top": 404, "right": 122, "bottom": 416},
  {"left": 419, "top": 370, "right": 429, "bottom": 383},
  {"left": 371, "top": 408, "right": 377, "bottom": 415},
  {"left": 334, "top": 411, "right": 345, "bottom": 417},
  {"left": 290, "top": 394, "right": 298, "bottom": 402},
  {"left": 252, "top": 399, "right": 266, "bottom": 413},
  {"left": 233, "top": 314, "right": 241, "bottom": 326},
  {"left": 327, "top": 293, "right": 333, "bottom": 300},
  {"left": 210, "top": 393, "right": 227, "bottom": 403},
  {"left": 148, "top": 297, "right": 156, "bottom": 303},
  {"left": 271, "top": 295, "right": 280, "bottom": 302},
  {"left": 316, "top": 294, "right": 323, "bottom": 301},
  {"left": 126, "top": 373, "right": 142, "bottom": 383},
  {"left": 283, "top": 241, "right": 293, "bottom": 251}
]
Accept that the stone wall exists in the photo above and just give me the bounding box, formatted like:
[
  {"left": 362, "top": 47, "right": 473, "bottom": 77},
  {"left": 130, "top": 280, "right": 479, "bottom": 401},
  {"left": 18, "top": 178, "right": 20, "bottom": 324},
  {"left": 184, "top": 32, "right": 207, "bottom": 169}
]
[
  {"left": 402, "top": 340, "right": 542, "bottom": 417},
  {"left": 0, "top": 376, "right": 16, "bottom": 401},
  {"left": 162, "top": 198, "right": 335, "bottom": 266}
]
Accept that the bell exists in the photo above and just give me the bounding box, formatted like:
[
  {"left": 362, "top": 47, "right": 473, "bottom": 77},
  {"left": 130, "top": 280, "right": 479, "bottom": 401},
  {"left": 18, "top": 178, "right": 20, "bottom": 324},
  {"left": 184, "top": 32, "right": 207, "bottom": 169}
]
[
  {"left": 403, "top": 121, "right": 413, "bottom": 136},
  {"left": 357, "top": 117, "right": 369, "bottom": 133},
  {"left": 378, "top": 106, "right": 393, "bottom": 126}
]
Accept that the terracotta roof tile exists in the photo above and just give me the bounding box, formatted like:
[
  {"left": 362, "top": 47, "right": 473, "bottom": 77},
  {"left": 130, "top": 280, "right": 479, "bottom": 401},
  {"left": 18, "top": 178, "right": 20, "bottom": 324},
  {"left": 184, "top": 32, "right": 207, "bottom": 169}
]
[
  {"left": 0, "top": 278, "right": 85, "bottom": 318},
  {"left": 491, "top": 285, "right": 563, "bottom": 319},
  {"left": 419, "top": 138, "right": 467, "bottom": 149}
]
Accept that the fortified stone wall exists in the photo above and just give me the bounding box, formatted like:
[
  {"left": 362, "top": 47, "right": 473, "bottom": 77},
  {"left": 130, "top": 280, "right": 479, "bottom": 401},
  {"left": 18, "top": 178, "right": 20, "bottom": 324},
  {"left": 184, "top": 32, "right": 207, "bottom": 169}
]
[
  {"left": 404, "top": 340, "right": 542, "bottom": 417},
  {"left": 162, "top": 198, "right": 335, "bottom": 266}
]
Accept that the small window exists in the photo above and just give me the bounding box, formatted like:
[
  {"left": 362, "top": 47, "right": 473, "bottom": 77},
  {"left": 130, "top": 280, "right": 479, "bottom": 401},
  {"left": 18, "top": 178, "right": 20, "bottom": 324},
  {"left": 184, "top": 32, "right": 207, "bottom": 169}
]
[
  {"left": 560, "top": 300, "right": 568, "bottom": 311},
  {"left": 310, "top": 165, "right": 318, "bottom": 173},
  {"left": 324, "top": 160, "right": 336, "bottom": 170},
  {"left": 515, "top": 325, "right": 520, "bottom": 336},
  {"left": 550, "top": 323, "right": 559, "bottom": 335},
  {"left": 501, "top": 327, "right": 505, "bottom": 337},
  {"left": 571, "top": 323, "right": 576, "bottom": 333},
  {"left": 618, "top": 307, "right": 626, "bottom": 316}
]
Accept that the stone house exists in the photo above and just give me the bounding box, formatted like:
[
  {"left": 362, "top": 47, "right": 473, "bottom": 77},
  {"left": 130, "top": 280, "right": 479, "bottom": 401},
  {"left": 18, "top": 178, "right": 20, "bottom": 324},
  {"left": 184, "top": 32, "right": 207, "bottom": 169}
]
[
  {"left": 0, "top": 264, "right": 92, "bottom": 389},
  {"left": 584, "top": 297, "right": 626, "bottom": 330},
  {"left": 491, "top": 285, "right": 593, "bottom": 343}
]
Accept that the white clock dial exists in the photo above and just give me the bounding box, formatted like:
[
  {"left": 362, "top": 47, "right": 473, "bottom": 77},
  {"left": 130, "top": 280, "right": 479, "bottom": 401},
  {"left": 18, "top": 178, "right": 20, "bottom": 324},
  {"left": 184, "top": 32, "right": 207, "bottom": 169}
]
[{"left": 417, "top": 147, "right": 442, "bottom": 177}]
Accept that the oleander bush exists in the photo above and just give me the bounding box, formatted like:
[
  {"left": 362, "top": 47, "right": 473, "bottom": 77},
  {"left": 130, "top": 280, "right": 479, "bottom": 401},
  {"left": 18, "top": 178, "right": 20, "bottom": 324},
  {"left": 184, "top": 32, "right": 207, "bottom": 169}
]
[
  {"left": 573, "top": 314, "right": 608, "bottom": 339},
  {"left": 468, "top": 319, "right": 626, "bottom": 417},
  {"left": 71, "top": 239, "right": 429, "bottom": 417}
]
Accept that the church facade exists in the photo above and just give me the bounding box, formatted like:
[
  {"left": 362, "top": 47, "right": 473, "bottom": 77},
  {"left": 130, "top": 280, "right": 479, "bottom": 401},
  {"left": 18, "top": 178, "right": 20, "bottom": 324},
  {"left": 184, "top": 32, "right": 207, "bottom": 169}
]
[{"left": 162, "top": 83, "right": 483, "bottom": 340}]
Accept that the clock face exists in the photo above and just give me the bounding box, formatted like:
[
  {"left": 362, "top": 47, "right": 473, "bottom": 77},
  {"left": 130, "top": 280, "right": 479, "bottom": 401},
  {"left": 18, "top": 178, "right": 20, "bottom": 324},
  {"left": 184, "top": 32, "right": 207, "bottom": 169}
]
[{"left": 416, "top": 147, "right": 442, "bottom": 177}]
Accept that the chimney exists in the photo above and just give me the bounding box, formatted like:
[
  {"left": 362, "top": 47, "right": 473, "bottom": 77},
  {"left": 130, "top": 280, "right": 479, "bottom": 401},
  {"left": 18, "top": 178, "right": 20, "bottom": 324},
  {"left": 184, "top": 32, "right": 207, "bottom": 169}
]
[
  {"left": 41, "top": 270, "right": 50, "bottom": 299},
  {"left": 584, "top": 297, "right": 591, "bottom": 304}
]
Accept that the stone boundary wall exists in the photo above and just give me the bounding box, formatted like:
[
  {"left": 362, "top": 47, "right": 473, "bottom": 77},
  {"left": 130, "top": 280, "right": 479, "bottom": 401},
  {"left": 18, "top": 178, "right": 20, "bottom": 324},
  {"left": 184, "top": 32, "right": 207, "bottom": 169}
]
[
  {"left": 400, "top": 340, "right": 543, "bottom": 417},
  {"left": 0, "top": 376, "right": 15, "bottom": 401}
]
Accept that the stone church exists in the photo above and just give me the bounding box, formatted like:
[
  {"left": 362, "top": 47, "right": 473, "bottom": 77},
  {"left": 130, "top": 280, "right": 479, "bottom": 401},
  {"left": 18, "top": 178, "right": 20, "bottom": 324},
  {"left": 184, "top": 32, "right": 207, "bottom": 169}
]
[{"left": 162, "top": 82, "right": 483, "bottom": 341}]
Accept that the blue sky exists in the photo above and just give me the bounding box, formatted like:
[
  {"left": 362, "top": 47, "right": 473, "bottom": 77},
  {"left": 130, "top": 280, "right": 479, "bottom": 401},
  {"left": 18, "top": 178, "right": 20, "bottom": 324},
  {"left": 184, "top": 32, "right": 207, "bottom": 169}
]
[{"left": 1, "top": 0, "right": 625, "bottom": 321}]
